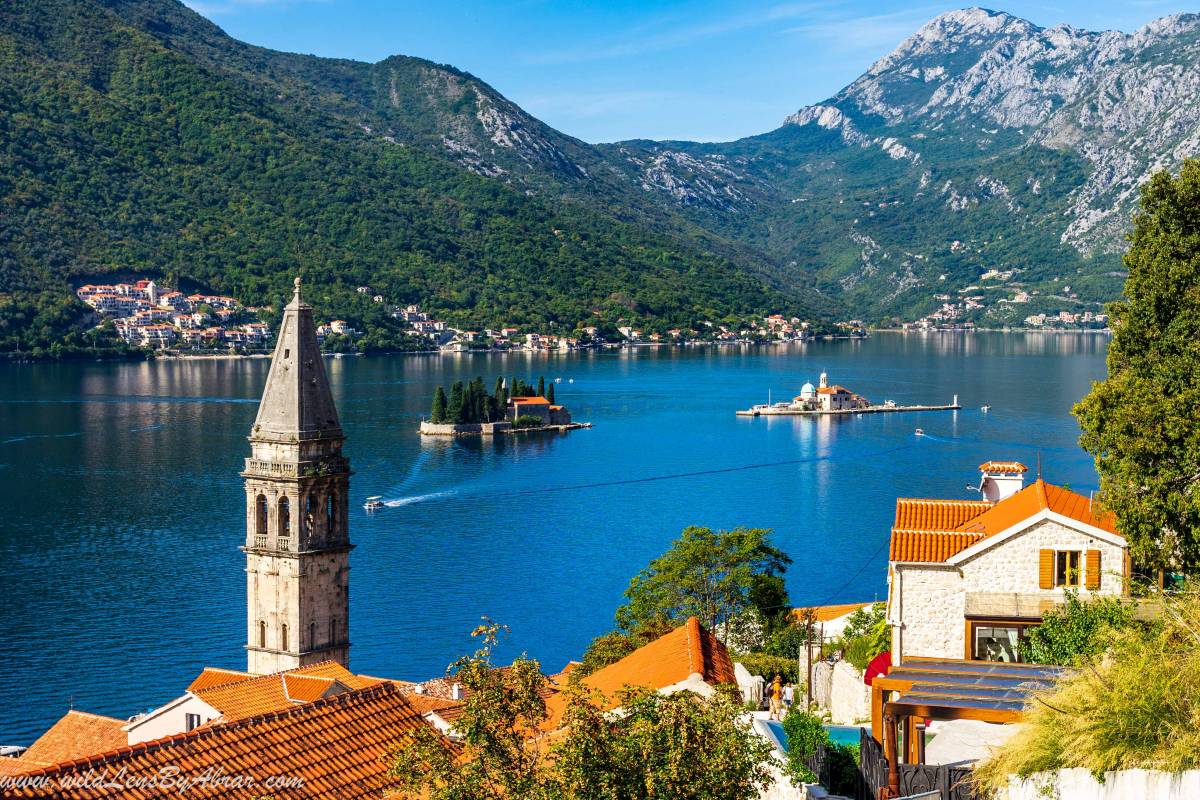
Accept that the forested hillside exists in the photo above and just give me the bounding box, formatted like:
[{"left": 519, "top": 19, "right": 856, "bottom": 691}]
[{"left": 0, "top": 0, "right": 828, "bottom": 357}]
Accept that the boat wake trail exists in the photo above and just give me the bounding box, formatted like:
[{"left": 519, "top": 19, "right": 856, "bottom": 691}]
[{"left": 384, "top": 490, "right": 457, "bottom": 508}]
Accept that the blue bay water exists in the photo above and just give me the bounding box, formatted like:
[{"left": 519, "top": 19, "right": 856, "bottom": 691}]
[{"left": 0, "top": 332, "right": 1108, "bottom": 744}]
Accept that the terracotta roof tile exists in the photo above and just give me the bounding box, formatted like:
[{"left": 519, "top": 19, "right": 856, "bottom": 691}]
[
  {"left": 191, "top": 661, "right": 382, "bottom": 721},
  {"left": 543, "top": 617, "right": 735, "bottom": 729},
  {"left": 186, "top": 667, "right": 254, "bottom": 693},
  {"left": 890, "top": 479, "right": 1120, "bottom": 563},
  {"left": 790, "top": 602, "right": 874, "bottom": 623},
  {"left": 893, "top": 498, "right": 992, "bottom": 532},
  {"left": 20, "top": 711, "right": 128, "bottom": 767},
  {"left": 7, "top": 684, "right": 436, "bottom": 799}
]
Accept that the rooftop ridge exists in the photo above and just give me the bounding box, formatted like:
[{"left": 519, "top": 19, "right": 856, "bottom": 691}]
[
  {"left": 21, "top": 683, "right": 404, "bottom": 778},
  {"left": 685, "top": 616, "right": 704, "bottom": 676},
  {"left": 192, "top": 659, "right": 345, "bottom": 696}
]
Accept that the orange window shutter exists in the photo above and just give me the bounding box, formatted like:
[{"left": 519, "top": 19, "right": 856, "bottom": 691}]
[
  {"left": 1086, "top": 549, "right": 1101, "bottom": 590},
  {"left": 1039, "top": 549, "right": 1054, "bottom": 589}
]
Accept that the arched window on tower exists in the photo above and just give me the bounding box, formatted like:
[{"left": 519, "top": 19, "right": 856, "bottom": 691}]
[
  {"left": 278, "top": 496, "right": 290, "bottom": 538},
  {"left": 258, "top": 620, "right": 267, "bottom": 649},
  {"left": 255, "top": 494, "right": 268, "bottom": 537},
  {"left": 326, "top": 492, "right": 337, "bottom": 539},
  {"left": 281, "top": 623, "right": 289, "bottom": 652}
]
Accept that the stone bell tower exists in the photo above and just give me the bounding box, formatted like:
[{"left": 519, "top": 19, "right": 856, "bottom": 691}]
[{"left": 242, "top": 277, "right": 352, "bottom": 673}]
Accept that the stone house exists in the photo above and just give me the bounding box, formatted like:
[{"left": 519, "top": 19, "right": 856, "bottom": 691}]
[
  {"left": 886, "top": 462, "right": 1128, "bottom": 664},
  {"left": 507, "top": 396, "right": 571, "bottom": 425}
]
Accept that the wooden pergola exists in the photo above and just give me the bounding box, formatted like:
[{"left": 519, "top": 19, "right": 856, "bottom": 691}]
[{"left": 869, "top": 657, "right": 1065, "bottom": 799}]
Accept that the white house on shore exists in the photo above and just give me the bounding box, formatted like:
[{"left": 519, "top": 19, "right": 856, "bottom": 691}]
[{"left": 886, "top": 461, "right": 1129, "bottom": 664}]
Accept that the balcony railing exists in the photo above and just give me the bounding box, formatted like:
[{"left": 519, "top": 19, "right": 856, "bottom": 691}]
[
  {"left": 277, "top": 537, "right": 291, "bottom": 552},
  {"left": 243, "top": 457, "right": 349, "bottom": 479},
  {"left": 253, "top": 534, "right": 268, "bottom": 549}
]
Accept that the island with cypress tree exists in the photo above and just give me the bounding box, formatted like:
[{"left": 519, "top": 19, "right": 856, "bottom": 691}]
[{"left": 420, "top": 375, "right": 589, "bottom": 436}]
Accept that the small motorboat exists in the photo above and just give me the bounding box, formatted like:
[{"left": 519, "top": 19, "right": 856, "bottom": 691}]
[
  {"left": 981, "top": 405, "right": 991, "bottom": 412},
  {"left": 363, "top": 496, "right": 384, "bottom": 511},
  {"left": 914, "top": 428, "right": 925, "bottom": 436}
]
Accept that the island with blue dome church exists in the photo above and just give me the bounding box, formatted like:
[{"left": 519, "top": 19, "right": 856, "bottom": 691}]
[{"left": 735, "top": 371, "right": 962, "bottom": 417}]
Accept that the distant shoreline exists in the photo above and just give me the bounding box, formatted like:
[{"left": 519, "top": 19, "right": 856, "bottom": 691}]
[{"left": 1, "top": 328, "right": 1111, "bottom": 364}]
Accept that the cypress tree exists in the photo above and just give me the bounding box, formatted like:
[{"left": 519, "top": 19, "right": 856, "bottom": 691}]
[
  {"left": 469, "top": 377, "right": 486, "bottom": 423},
  {"left": 546, "top": 382, "right": 555, "bottom": 404},
  {"left": 448, "top": 381, "right": 465, "bottom": 424},
  {"left": 431, "top": 386, "right": 448, "bottom": 423},
  {"left": 537, "top": 376, "right": 546, "bottom": 398}
]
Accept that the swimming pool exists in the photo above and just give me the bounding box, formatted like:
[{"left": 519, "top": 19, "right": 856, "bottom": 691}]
[{"left": 763, "top": 721, "right": 864, "bottom": 751}]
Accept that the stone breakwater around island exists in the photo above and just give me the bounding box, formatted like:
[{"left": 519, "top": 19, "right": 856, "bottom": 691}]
[{"left": 418, "top": 420, "right": 592, "bottom": 436}]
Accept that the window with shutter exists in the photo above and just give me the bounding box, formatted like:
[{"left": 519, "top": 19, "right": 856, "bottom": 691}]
[
  {"left": 1086, "top": 549, "right": 1102, "bottom": 589},
  {"left": 1038, "top": 549, "right": 1054, "bottom": 589}
]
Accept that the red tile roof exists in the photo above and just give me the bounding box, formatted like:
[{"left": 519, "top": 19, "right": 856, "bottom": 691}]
[
  {"left": 979, "top": 461, "right": 1028, "bottom": 474},
  {"left": 7, "top": 684, "right": 435, "bottom": 799},
  {"left": 19, "top": 711, "right": 128, "bottom": 768},
  {"left": 889, "top": 479, "right": 1120, "bottom": 563},
  {"left": 543, "top": 617, "right": 735, "bottom": 729},
  {"left": 790, "top": 602, "right": 875, "bottom": 624},
  {"left": 190, "top": 661, "right": 382, "bottom": 721},
  {"left": 186, "top": 667, "right": 252, "bottom": 693}
]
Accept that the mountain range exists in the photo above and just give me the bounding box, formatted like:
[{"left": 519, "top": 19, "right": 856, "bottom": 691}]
[{"left": 3, "top": 1, "right": 1199, "bottom": 353}]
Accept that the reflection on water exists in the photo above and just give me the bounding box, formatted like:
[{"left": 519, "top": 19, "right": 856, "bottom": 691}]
[{"left": 0, "top": 333, "right": 1109, "bottom": 744}]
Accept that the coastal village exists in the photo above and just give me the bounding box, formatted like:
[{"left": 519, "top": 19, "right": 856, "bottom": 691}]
[
  {"left": 73, "top": 277, "right": 1108, "bottom": 357},
  {"left": 0, "top": 281, "right": 1170, "bottom": 800},
  {"left": 75, "top": 279, "right": 820, "bottom": 355}
]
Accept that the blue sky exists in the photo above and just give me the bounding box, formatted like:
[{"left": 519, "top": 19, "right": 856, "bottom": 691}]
[{"left": 183, "top": 0, "right": 1193, "bottom": 143}]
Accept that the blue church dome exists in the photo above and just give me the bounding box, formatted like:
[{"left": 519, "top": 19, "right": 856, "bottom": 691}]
[{"left": 800, "top": 382, "right": 816, "bottom": 397}]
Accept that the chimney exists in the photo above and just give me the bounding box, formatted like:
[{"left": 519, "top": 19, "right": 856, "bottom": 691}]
[
  {"left": 451, "top": 682, "right": 464, "bottom": 701},
  {"left": 977, "top": 461, "right": 1028, "bottom": 502}
]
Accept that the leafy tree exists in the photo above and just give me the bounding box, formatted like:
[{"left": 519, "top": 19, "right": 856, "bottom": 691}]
[
  {"left": 615, "top": 526, "right": 791, "bottom": 637},
  {"left": 448, "top": 381, "right": 465, "bottom": 424},
  {"left": 553, "top": 685, "right": 774, "bottom": 800},
  {"left": 430, "top": 386, "right": 448, "bottom": 423},
  {"left": 390, "top": 621, "right": 551, "bottom": 800},
  {"left": 392, "top": 622, "right": 776, "bottom": 800},
  {"left": 1017, "top": 590, "right": 1135, "bottom": 665},
  {"left": 1075, "top": 159, "right": 1200, "bottom": 569}
]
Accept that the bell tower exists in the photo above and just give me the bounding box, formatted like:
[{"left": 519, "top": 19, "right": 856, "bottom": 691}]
[{"left": 242, "top": 277, "right": 352, "bottom": 673}]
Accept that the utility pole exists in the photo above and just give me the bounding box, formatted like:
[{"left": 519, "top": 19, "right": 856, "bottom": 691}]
[{"left": 805, "top": 620, "right": 814, "bottom": 708}]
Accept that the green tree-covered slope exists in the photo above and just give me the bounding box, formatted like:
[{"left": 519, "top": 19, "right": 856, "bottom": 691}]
[{"left": 0, "top": 0, "right": 831, "bottom": 356}]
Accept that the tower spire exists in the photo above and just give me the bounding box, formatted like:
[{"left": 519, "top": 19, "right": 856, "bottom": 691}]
[
  {"left": 242, "top": 277, "right": 352, "bottom": 673},
  {"left": 250, "top": 277, "right": 341, "bottom": 444}
]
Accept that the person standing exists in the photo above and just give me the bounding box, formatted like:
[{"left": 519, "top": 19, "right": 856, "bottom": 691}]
[
  {"left": 769, "top": 674, "right": 783, "bottom": 720},
  {"left": 783, "top": 681, "right": 795, "bottom": 713}
]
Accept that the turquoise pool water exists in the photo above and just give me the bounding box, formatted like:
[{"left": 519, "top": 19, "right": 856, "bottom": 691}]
[{"left": 764, "top": 721, "right": 863, "bottom": 750}]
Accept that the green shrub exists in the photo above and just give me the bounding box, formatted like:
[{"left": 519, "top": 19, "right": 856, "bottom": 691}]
[
  {"left": 825, "top": 742, "right": 860, "bottom": 796},
  {"left": 838, "top": 603, "right": 890, "bottom": 671},
  {"left": 782, "top": 708, "right": 826, "bottom": 783},
  {"left": 975, "top": 586, "right": 1198, "bottom": 793},
  {"left": 1017, "top": 590, "right": 1135, "bottom": 665},
  {"left": 762, "top": 623, "right": 808, "bottom": 658},
  {"left": 512, "top": 414, "right": 545, "bottom": 429},
  {"left": 732, "top": 653, "right": 798, "bottom": 684}
]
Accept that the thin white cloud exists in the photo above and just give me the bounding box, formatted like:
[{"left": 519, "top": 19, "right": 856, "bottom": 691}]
[
  {"left": 183, "top": 0, "right": 329, "bottom": 16},
  {"left": 524, "top": 1, "right": 835, "bottom": 65},
  {"left": 781, "top": 5, "right": 946, "bottom": 54},
  {"left": 520, "top": 89, "right": 683, "bottom": 120}
]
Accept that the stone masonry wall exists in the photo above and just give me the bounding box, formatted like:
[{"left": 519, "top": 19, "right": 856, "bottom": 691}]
[{"left": 893, "top": 517, "right": 1127, "bottom": 661}]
